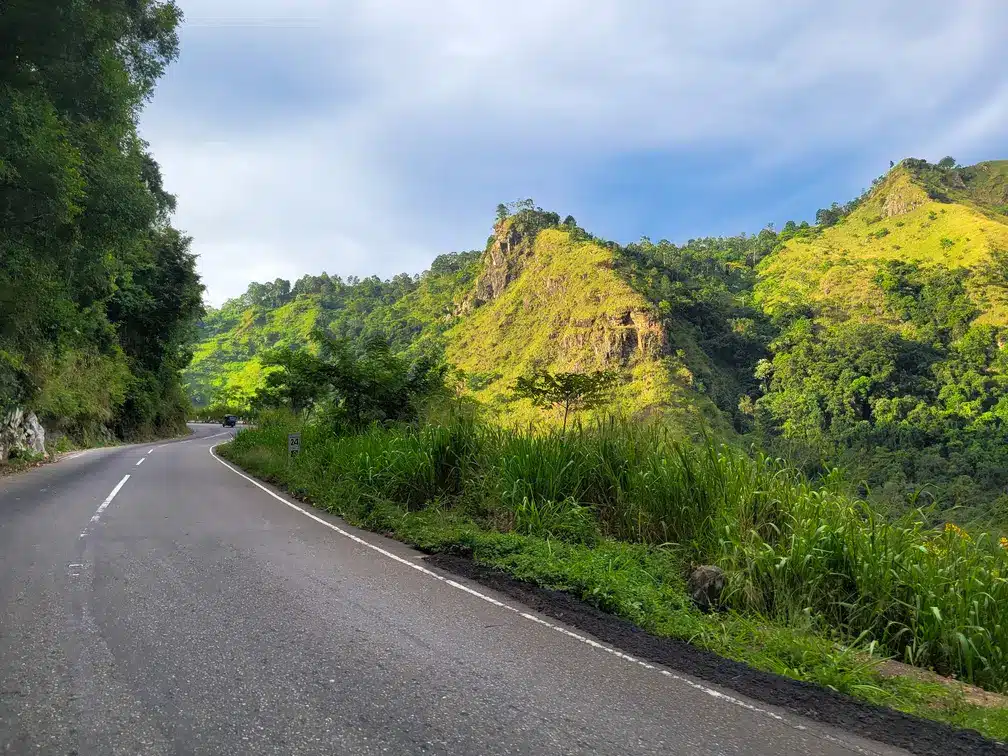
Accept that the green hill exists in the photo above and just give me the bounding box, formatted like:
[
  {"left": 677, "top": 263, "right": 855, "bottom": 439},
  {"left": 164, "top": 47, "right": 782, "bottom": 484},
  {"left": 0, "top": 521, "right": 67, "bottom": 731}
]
[
  {"left": 185, "top": 159, "right": 1008, "bottom": 521},
  {"left": 751, "top": 158, "right": 1008, "bottom": 520},
  {"left": 444, "top": 218, "right": 726, "bottom": 431},
  {"left": 758, "top": 161, "right": 1008, "bottom": 324},
  {"left": 184, "top": 255, "right": 481, "bottom": 408}
]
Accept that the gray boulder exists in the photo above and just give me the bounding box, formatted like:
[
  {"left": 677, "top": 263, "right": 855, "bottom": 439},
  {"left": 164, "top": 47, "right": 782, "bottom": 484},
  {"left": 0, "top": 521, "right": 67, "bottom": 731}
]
[
  {"left": 0, "top": 408, "right": 47, "bottom": 461},
  {"left": 24, "top": 411, "right": 46, "bottom": 455},
  {"left": 688, "top": 565, "right": 726, "bottom": 612}
]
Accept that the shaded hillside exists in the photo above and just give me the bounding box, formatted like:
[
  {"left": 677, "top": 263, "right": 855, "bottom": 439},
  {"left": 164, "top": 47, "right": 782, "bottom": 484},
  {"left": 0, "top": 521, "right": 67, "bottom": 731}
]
[{"left": 1, "top": 1, "right": 202, "bottom": 451}]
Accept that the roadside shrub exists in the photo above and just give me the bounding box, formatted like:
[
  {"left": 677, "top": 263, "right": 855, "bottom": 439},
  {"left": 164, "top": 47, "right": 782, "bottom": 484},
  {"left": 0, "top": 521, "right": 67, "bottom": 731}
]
[
  {"left": 225, "top": 413, "right": 1008, "bottom": 692},
  {"left": 513, "top": 496, "right": 599, "bottom": 545}
]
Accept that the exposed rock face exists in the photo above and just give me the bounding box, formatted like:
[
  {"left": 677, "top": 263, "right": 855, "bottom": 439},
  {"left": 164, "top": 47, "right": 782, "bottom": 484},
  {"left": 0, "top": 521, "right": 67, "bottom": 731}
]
[
  {"left": 470, "top": 222, "right": 529, "bottom": 306},
  {"left": 463, "top": 221, "right": 668, "bottom": 368},
  {"left": 880, "top": 173, "right": 928, "bottom": 218},
  {"left": 0, "top": 408, "right": 47, "bottom": 462},
  {"left": 882, "top": 192, "right": 924, "bottom": 218},
  {"left": 561, "top": 310, "right": 667, "bottom": 366},
  {"left": 688, "top": 565, "right": 726, "bottom": 612}
]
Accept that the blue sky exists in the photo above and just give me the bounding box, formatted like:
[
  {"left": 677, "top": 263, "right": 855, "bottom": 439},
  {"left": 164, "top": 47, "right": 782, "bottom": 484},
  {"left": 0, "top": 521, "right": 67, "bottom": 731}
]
[{"left": 139, "top": 0, "right": 1008, "bottom": 306}]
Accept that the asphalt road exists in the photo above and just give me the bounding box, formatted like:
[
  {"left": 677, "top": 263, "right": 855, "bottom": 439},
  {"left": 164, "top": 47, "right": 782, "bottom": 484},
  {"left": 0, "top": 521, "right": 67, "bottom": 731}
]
[{"left": 0, "top": 424, "right": 909, "bottom": 755}]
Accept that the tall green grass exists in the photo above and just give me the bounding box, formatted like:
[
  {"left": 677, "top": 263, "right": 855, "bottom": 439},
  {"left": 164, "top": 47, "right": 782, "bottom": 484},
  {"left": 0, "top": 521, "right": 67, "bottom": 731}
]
[{"left": 228, "top": 411, "right": 1008, "bottom": 692}]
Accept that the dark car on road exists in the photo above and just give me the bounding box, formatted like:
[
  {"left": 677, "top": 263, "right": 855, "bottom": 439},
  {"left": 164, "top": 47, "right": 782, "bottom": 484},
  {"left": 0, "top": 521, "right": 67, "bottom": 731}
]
[{"left": 222, "top": 415, "right": 237, "bottom": 427}]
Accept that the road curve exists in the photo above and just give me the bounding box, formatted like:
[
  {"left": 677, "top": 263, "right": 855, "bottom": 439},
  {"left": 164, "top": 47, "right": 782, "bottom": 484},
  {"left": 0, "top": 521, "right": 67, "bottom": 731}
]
[{"left": 0, "top": 424, "right": 908, "bottom": 755}]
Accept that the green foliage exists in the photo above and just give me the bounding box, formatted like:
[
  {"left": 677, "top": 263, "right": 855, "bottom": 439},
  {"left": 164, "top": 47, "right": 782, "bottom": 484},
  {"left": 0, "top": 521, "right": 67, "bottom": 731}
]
[
  {"left": 184, "top": 252, "right": 481, "bottom": 407},
  {"left": 192, "top": 160, "right": 1008, "bottom": 526},
  {"left": 753, "top": 161, "right": 1008, "bottom": 521},
  {"left": 256, "top": 346, "right": 329, "bottom": 415},
  {"left": 252, "top": 330, "right": 447, "bottom": 429},
  {"left": 614, "top": 234, "right": 775, "bottom": 426},
  {"left": 754, "top": 257, "right": 1008, "bottom": 521},
  {"left": 0, "top": 0, "right": 202, "bottom": 441},
  {"left": 496, "top": 198, "right": 561, "bottom": 237},
  {"left": 512, "top": 369, "right": 618, "bottom": 431}
]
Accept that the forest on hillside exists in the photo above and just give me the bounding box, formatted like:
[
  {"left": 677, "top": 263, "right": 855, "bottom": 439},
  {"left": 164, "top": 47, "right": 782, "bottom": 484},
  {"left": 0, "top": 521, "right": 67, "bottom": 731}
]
[
  {"left": 192, "top": 169, "right": 1008, "bottom": 525},
  {"left": 0, "top": 1, "right": 203, "bottom": 446}
]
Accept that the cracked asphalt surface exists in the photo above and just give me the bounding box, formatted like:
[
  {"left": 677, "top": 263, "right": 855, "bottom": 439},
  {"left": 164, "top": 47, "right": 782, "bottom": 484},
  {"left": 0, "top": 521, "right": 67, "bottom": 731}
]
[{"left": 0, "top": 424, "right": 912, "bottom": 755}]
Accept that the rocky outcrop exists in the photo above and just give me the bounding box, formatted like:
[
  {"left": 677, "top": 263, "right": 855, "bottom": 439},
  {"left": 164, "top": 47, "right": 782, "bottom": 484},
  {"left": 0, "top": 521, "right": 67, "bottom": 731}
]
[
  {"left": 882, "top": 192, "right": 924, "bottom": 218},
  {"left": 561, "top": 309, "right": 668, "bottom": 366},
  {"left": 880, "top": 172, "right": 929, "bottom": 218},
  {"left": 0, "top": 408, "right": 47, "bottom": 462},
  {"left": 469, "top": 221, "right": 529, "bottom": 307},
  {"left": 470, "top": 221, "right": 667, "bottom": 357}
]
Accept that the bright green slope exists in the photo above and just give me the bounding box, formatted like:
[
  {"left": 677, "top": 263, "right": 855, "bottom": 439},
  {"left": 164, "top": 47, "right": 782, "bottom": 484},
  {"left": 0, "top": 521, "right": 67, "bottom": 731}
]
[
  {"left": 758, "top": 161, "right": 1008, "bottom": 325},
  {"left": 183, "top": 254, "right": 482, "bottom": 409},
  {"left": 445, "top": 222, "right": 726, "bottom": 432},
  {"left": 186, "top": 296, "right": 323, "bottom": 407}
]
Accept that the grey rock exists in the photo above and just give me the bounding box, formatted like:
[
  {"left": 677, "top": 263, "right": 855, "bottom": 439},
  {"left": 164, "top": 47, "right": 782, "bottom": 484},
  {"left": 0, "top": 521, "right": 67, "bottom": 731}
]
[
  {"left": 0, "top": 407, "right": 47, "bottom": 461},
  {"left": 688, "top": 565, "right": 726, "bottom": 612},
  {"left": 23, "top": 411, "right": 46, "bottom": 455}
]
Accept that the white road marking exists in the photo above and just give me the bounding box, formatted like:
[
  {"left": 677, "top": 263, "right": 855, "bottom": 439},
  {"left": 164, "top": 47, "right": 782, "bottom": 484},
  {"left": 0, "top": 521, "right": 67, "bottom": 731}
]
[
  {"left": 136, "top": 457, "right": 145, "bottom": 466},
  {"left": 79, "top": 474, "right": 130, "bottom": 538},
  {"left": 148, "top": 448, "right": 156, "bottom": 454},
  {"left": 206, "top": 446, "right": 836, "bottom": 738}
]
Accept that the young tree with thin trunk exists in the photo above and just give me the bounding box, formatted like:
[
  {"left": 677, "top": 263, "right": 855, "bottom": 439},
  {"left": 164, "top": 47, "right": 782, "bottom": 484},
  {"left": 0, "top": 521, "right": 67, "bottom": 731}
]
[{"left": 512, "top": 370, "right": 618, "bottom": 431}]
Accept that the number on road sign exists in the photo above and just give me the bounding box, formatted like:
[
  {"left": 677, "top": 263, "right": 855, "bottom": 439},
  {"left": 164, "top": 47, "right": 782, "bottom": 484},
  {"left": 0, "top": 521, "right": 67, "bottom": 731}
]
[{"left": 288, "top": 432, "right": 301, "bottom": 456}]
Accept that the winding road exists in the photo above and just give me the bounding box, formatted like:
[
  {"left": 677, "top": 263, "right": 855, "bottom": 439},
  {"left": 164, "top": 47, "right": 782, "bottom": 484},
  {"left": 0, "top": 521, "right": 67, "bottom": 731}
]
[{"left": 0, "top": 424, "right": 920, "bottom": 754}]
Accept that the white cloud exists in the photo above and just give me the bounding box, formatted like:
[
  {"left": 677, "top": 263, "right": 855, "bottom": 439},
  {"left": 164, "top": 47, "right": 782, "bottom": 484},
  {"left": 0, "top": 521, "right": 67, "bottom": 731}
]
[{"left": 140, "top": 0, "right": 1008, "bottom": 305}]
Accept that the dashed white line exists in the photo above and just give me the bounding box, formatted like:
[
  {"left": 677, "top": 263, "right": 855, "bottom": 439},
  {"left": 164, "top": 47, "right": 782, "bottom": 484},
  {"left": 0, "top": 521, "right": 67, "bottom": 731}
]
[
  {"left": 136, "top": 457, "right": 145, "bottom": 467},
  {"left": 208, "top": 446, "right": 814, "bottom": 735},
  {"left": 148, "top": 447, "right": 156, "bottom": 454},
  {"left": 79, "top": 474, "right": 130, "bottom": 538}
]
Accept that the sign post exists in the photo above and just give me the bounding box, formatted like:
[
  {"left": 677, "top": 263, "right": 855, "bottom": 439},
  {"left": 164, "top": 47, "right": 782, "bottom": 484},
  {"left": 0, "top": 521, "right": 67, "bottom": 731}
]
[{"left": 288, "top": 432, "right": 301, "bottom": 459}]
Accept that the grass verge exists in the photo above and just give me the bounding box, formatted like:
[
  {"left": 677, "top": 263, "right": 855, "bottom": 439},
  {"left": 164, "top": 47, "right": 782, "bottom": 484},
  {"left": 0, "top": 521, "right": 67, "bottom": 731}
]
[{"left": 217, "top": 415, "right": 1008, "bottom": 745}]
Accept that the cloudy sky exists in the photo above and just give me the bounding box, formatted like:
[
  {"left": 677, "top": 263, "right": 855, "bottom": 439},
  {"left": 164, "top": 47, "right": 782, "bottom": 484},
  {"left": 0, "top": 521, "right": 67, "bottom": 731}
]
[{"left": 138, "top": 0, "right": 1008, "bottom": 306}]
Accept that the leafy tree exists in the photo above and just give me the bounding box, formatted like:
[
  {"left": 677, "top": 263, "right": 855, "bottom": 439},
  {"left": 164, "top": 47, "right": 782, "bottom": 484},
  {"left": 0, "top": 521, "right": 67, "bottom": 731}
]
[
  {"left": 816, "top": 203, "right": 845, "bottom": 227},
  {"left": 512, "top": 370, "right": 618, "bottom": 431},
  {"left": 0, "top": 0, "right": 202, "bottom": 439},
  {"left": 938, "top": 156, "right": 957, "bottom": 170},
  {"left": 255, "top": 348, "right": 329, "bottom": 415},
  {"left": 253, "top": 330, "right": 446, "bottom": 429}
]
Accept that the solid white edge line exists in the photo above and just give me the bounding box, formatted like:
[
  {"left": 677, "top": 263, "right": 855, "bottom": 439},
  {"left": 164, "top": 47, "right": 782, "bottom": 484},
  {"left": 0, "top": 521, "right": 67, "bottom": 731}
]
[
  {"left": 205, "top": 445, "right": 832, "bottom": 736},
  {"left": 80, "top": 473, "right": 131, "bottom": 537},
  {"left": 136, "top": 457, "right": 145, "bottom": 466}
]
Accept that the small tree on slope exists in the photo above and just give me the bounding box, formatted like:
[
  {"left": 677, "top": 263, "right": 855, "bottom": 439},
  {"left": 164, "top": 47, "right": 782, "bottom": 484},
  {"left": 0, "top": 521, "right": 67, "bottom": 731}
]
[{"left": 512, "top": 370, "right": 618, "bottom": 431}]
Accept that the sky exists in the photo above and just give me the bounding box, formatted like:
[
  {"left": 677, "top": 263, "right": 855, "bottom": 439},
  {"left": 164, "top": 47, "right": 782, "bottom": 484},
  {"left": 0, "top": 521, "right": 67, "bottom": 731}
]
[{"left": 138, "top": 0, "right": 1008, "bottom": 307}]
